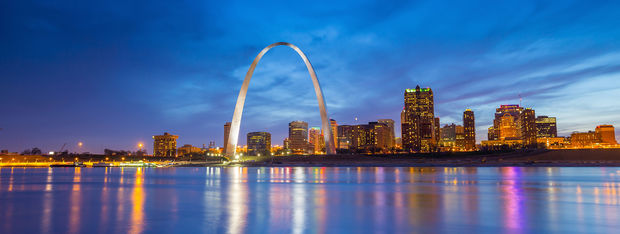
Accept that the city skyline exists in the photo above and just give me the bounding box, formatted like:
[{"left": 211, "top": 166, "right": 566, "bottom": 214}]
[{"left": 2, "top": 1, "right": 620, "bottom": 153}]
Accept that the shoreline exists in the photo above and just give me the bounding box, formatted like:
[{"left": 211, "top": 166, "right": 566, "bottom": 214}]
[{"left": 2, "top": 149, "right": 619, "bottom": 168}]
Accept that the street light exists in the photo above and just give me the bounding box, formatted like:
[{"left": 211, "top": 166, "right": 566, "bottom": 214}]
[{"left": 78, "top": 142, "right": 83, "bottom": 154}]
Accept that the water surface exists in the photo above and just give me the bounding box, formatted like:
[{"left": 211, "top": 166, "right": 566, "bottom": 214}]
[{"left": 1, "top": 167, "right": 619, "bottom": 233}]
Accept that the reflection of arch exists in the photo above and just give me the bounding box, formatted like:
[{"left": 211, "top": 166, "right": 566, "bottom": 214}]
[{"left": 226, "top": 42, "right": 336, "bottom": 157}]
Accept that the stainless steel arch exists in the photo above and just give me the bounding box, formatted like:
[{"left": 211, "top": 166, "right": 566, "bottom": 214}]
[{"left": 226, "top": 42, "right": 336, "bottom": 157}]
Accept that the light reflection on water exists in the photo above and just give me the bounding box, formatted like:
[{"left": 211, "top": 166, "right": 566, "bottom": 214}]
[{"left": 0, "top": 167, "right": 619, "bottom": 233}]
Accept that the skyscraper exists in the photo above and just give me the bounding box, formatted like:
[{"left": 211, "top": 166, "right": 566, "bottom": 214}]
[
  {"left": 153, "top": 132, "right": 178, "bottom": 157},
  {"left": 402, "top": 85, "right": 436, "bottom": 152},
  {"left": 493, "top": 105, "right": 523, "bottom": 140},
  {"left": 247, "top": 132, "right": 271, "bottom": 156},
  {"left": 289, "top": 121, "right": 309, "bottom": 154},
  {"left": 596, "top": 125, "right": 617, "bottom": 145},
  {"left": 223, "top": 122, "right": 231, "bottom": 154},
  {"left": 308, "top": 127, "right": 324, "bottom": 154},
  {"left": 535, "top": 116, "right": 557, "bottom": 138},
  {"left": 463, "top": 109, "right": 476, "bottom": 150},
  {"left": 519, "top": 108, "right": 537, "bottom": 147},
  {"left": 378, "top": 119, "right": 395, "bottom": 148},
  {"left": 337, "top": 125, "right": 353, "bottom": 149},
  {"left": 330, "top": 119, "right": 338, "bottom": 149},
  {"left": 440, "top": 124, "right": 457, "bottom": 147}
]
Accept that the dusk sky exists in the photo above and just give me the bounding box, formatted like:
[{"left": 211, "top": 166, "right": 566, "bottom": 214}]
[{"left": 1, "top": 0, "right": 620, "bottom": 153}]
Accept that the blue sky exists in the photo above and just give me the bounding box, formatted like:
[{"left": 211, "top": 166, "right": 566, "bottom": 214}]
[{"left": 1, "top": 0, "right": 620, "bottom": 153}]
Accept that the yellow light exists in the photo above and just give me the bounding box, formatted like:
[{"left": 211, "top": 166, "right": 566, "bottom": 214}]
[
  {"left": 78, "top": 142, "right": 83, "bottom": 147},
  {"left": 138, "top": 143, "right": 143, "bottom": 148},
  {"left": 106, "top": 157, "right": 109, "bottom": 160}
]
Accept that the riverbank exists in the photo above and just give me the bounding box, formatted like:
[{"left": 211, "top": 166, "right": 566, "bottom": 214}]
[
  {"left": 229, "top": 149, "right": 620, "bottom": 167},
  {"left": 2, "top": 149, "right": 619, "bottom": 167}
]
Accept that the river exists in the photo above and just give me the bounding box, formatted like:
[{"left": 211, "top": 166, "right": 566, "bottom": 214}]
[{"left": 0, "top": 167, "right": 619, "bottom": 233}]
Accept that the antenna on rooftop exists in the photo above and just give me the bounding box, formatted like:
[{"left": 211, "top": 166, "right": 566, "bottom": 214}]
[{"left": 519, "top": 93, "right": 522, "bottom": 106}]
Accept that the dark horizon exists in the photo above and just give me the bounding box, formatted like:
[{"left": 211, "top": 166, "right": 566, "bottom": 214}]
[{"left": 2, "top": 1, "right": 620, "bottom": 154}]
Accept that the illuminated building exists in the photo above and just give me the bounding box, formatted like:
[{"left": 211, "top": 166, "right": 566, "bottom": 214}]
[
  {"left": 402, "top": 86, "right": 437, "bottom": 152},
  {"left": 492, "top": 105, "right": 523, "bottom": 140},
  {"left": 519, "top": 108, "right": 537, "bottom": 147},
  {"left": 330, "top": 119, "right": 338, "bottom": 149},
  {"left": 463, "top": 109, "right": 476, "bottom": 150},
  {"left": 337, "top": 125, "right": 353, "bottom": 149},
  {"left": 488, "top": 126, "right": 497, "bottom": 141},
  {"left": 177, "top": 144, "right": 204, "bottom": 156},
  {"left": 439, "top": 124, "right": 464, "bottom": 150},
  {"left": 152, "top": 132, "right": 178, "bottom": 157},
  {"left": 337, "top": 122, "right": 390, "bottom": 152},
  {"left": 372, "top": 121, "right": 391, "bottom": 150},
  {"left": 434, "top": 117, "right": 441, "bottom": 148},
  {"left": 289, "top": 121, "right": 308, "bottom": 154},
  {"left": 440, "top": 124, "right": 457, "bottom": 147},
  {"left": 283, "top": 138, "right": 290, "bottom": 150},
  {"left": 247, "top": 132, "right": 271, "bottom": 156},
  {"left": 535, "top": 116, "right": 557, "bottom": 138},
  {"left": 537, "top": 137, "right": 567, "bottom": 148},
  {"left": 595, "top": 125, "right": 617, "bottom": 145},
  {"left": 308, "top": 127, "right": 325, "bottom": 154},
  {"left": 570, "top": 131, "right": 599, "bottom": 148},
  {"left": 378, "top": 119, "right": 395, "bottom": 148},
  {"left": 223, "top": 122, "right": 231, "bottom": 154}
]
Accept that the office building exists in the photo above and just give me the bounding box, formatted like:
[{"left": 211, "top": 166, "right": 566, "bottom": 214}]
[
  {"left": 247, "top": 132, "right": 271, "bottom": 156},
  {"left": 596, "top": 125, "right": 617, "bottom": 145},
  {"left": 520, "top": 108, "right": 537, "bottom": 147},
  {"left": 491, "top": 105, "right": 523, "bottom": 140},
  {"left": 289, "top": 121, "right": 309, "bottom": 154},
  {"left": 378, "top": 119, "right": 395, "bottom": 148},
  {"left": 153, "top": 132, "right": 178, "bottom": 157},
  {"left": 177, "top": 144, "right": 204, "bottom": 156},
  {"left": 308, "top": 127, "right": 324, "bottom": 153},
  {"left": 330, "top": 119, "right": 338, "bottom": 149},
  {"left": 402, "top": 86, "right": 437, "bottom": 152},
  {"left": 536, "top": 116, "right": 557, "bottom": 138},
  {"left": 463, "top": 109, "right": 476, "bottom": 150},
  {"left": 337, "top": 125, "right": 354, "bottom": 149},
  {"left": 223, "top": 122, "right": 231, "bottom": 154}
]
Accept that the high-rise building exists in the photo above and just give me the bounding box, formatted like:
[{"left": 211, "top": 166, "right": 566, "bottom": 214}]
[
  {"left": 153, "top": 132, "right": 178, "bottom": 157},
  {"left": 440, "top": 124, "right": 457, "bottom": 147},
  {"left": 330, "top": 119, "right": 338, "bottom": 149},
  {"left": 596, "top": 125, "right": 617, "bottom": 145},
  {"left": 308, "top": 127, "right": 324, "bottom": 154},
  {"left": 402, "top": 86, "right": 437, "bottom": 152},
  {"left": 519, "top": 108, "right": 537, "bottom": 147},
  {"left": 247, "top": 132, "right": 271, "bottom": 156},
  {"left": 493, "top": 105, "right": 523, "bottom": 140},
  {"left": 455, "top": 125, "right": 465, "bottom": 148},
  {"left": 337, "top": 125, "right": 354, "bottom": 149},
  {"left": 434, "top": 117, "right": 441, "bottom": 147},
  {"left": 536, "top": 116, "right": 557, "bottom": 138},
  {"left": 463, "top": 109, "right": 476, "bottom": 150},
  {"left": 372, "top": 121, "right": 391, "bottom": 150},
  {"left": 439, "top": 124, "right": 464, "bottom": 150},
  {"left": 223, "top": 122, "right": 231, "bottom": 154},
  {"left": 378, "top": 119, "right": 395, "bottom": 148},
  {"left": 289, "top": 121, "right": 308, "bottom": 154},
  {"left": 488, "top": 126, "right": 497, "bottom": 141},
  {"left": 283, "top": 138, "right": 290, "bottom": 150}
]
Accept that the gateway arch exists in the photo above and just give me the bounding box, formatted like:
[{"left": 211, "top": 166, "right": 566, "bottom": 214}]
[{"left": 225, "top": 42, "right": 336, "bottom": 158}]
